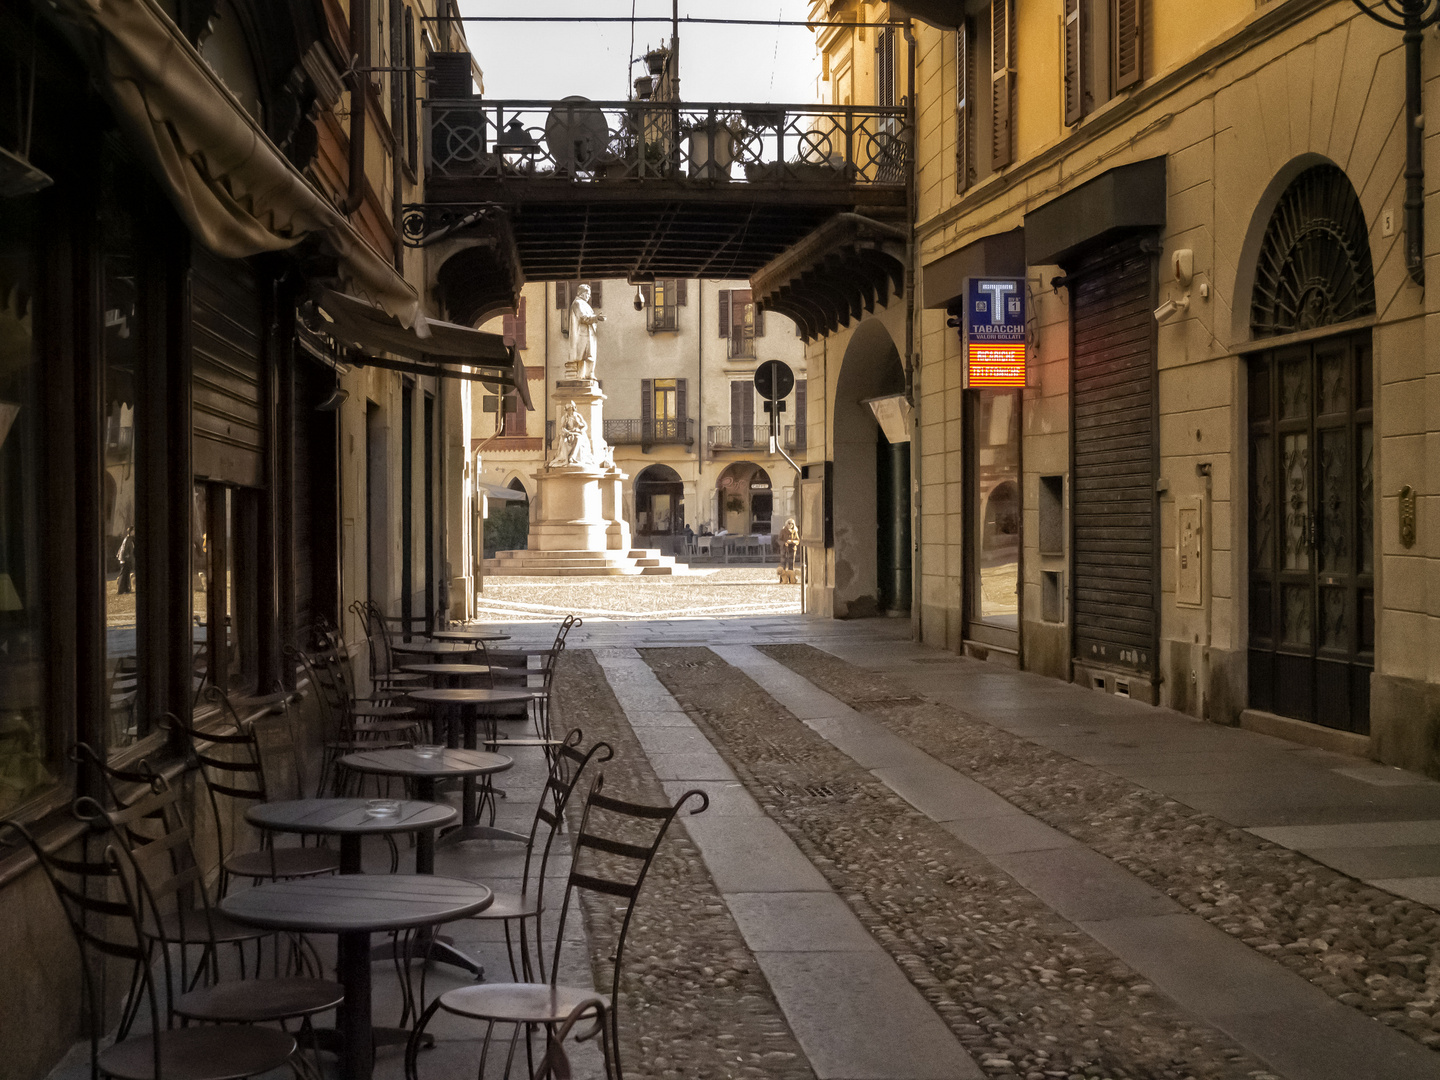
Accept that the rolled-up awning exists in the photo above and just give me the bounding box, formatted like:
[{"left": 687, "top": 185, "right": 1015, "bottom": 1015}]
[
  {"left": 314, "top": 290, "right": 534, "bottom": 411},
  {"left": 49, "top": 0, "right": 420, "bottom": 327}
]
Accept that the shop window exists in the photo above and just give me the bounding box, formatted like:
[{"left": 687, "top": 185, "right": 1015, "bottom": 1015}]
[
  {"left": 0, "top": 224, "right": 54, "bottom": 816},
  {"left": 192, "top": 483, "right": 259, "bottom": 696},
  {"left": 102, "top": 226, "right": 145, "bottom": 748}
]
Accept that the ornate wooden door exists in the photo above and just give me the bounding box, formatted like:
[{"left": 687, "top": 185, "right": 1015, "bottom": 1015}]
[{"left": 1247, "top": 331, "right": 1374, "bottom": 733}]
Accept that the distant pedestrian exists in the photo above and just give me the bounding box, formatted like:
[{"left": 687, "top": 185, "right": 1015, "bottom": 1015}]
[{"left": 116, "top": 527, "right": 135, "bottom": 594}]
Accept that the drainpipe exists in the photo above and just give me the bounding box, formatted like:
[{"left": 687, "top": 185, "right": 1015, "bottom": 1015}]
[
  {"left": 1197, "top": 461, "right": 1213, "bottom": 721},
  {"left": 1403, "top": 8, "right": 1424, "bottom": 286},
  {"left": 903, "top": 20, "right": 920, "bottom": 639},
  {"left": 342, "top": 0, "right": 369, "bottom": 216}
]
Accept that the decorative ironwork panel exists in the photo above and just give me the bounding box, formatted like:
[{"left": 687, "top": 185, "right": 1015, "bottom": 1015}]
[
  {"left": 1317, "top": 347, "right": 1348, "bottom": 415},
  {"left": 1358, "top": 423, "right": 1374, "bottom": 574},
  {"left": 1283, "top": 433, "right": 1310, "bottom": 571},
  {"left": 425, "top": 99, "right": 910, "bottom": 188},
  {"left": 1282, "top": 584, "right": 1313, "bottom": 646},
  {"left": 1251, "top": 434, "right": 1274, "bottom": 570},
  {"left": 1318, "top": 428, "right": 1350, "bottom": 573},
  {"left": 1280, "top": 359, "right": 1309, "bottom": 420},
  {"left": 1251, "top": 165, "right": 1377, "bottom": 336}
]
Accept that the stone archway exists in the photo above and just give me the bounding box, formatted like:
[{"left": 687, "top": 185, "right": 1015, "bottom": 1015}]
[
  {"left": 716, "top": 462, "right": 772, "bottom": 535},
  {"left": 635, "top": 464, "right": 684, "bottom": 538},
  {"left": 832, "top": 320, "right": 907, "bottom": 618}
]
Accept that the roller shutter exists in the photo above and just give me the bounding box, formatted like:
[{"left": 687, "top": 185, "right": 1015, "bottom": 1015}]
[
  {"left": 191, "top": 247, "right": 265, "bottom": 487},
  {"left": 1070, "top": 240, "right": 1157, "bottom": 676}
]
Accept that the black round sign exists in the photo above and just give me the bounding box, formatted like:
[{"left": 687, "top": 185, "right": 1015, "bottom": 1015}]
[{"left": 754, "top": 359, "right": 795, "bottom": 401}]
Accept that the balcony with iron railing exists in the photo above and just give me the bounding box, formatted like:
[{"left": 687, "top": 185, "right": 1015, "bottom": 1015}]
[
  {"left": 604, "top": 419, "right": 693, "bottom": 446},
  {"left": 423, "top": 100, "right": 909, "bottom": 188},
  {"left": 784, "top": 425, "right": 806, "bottom": 451},
  {"left": 708, "top": 425, "right": 772, "bottom": 451}
]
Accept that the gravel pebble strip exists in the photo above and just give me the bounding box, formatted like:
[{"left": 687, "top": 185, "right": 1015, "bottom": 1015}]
[
  {"left": 478, "top": 568, "right": 801, "bottom": 622},
  {"left": 552, "top": 648, "right": 816, "bottom": 1080},
  {"left": 642, "top": 647, "right": 1274, "bottom": 1080},
  {"left": 759, "top": 644, "right": 1440, "bottom": 1053}
]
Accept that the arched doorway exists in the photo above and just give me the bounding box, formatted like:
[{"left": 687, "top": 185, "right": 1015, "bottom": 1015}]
[
  {"left": 832, "top": 321, "right": 909, "bottom": 617},
  {"left": 1246, "top": 162, "right": 1376, "bottom": 734},
  {"left": 716, "top": 462, "right": 772, "bottom": 535},
  {"left": 483, "top": 477, "right": 531, "bottom": 556},
  {"left": 635, "top": 464, "right": 684, "bottom": 539}
]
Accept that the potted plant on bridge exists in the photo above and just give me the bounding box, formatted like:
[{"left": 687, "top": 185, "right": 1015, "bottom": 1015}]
[{"left": 684, "top": 114, "right": 744, "bottom": 181}]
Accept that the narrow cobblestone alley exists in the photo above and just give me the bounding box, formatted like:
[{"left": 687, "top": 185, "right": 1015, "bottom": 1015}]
[{"left": 522, "top": 610, "right": 1440, "bottom": 1080}]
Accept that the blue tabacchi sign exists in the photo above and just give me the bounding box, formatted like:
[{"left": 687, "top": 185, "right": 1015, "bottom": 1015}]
[
  {"left": 963, "top": 277, "right": 1027, "bottom": 388},
  {"left": 965, "top": 277, "right": 1026, "bottom": 344}
]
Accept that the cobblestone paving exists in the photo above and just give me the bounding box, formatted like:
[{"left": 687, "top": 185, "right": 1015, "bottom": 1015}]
[
  {"left": 760, "top": 644, "right": 1440, "bottom": 1054},
  {"left": 642, "top": 647, "right": 1272, "bottom": 1080},
  {"left": 552, "top": 649, "right": 815, "bottom": 1080},
  {"left": 476, "top": 568, "right": 800, "bottom": 622}
]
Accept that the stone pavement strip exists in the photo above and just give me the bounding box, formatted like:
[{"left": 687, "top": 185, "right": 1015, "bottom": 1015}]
[
  {"left": 710, "top": 645, "right": 1440, "bottom": 1080},
  {"left": 592, "top": 647, "right": 984, "bottom": 1080}
]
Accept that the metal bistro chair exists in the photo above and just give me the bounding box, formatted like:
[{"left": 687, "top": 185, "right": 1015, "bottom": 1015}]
[
  {"left": 406, "top": 776, "right": 708, "bottom": 1080},
  {"left": 1, "top": 817, "right": 300, "bottom": 1080},
  {"left": 351, "top": 599, "right": 429, "bottom": 696},
  {"left": 450, "top": 730, "right": 612, "bottom": 985},
  {"left": 170, "top": 692, "right": 340, "bottom": 893},
  {"left": 82, "top": 781, "right": 342, "bottom": 1074},
  {"left": 289, "top": 636, "right": 419, "bottom": 797},
  {"left": 487, "top": 632, "right": 572, "bottom": 760}
]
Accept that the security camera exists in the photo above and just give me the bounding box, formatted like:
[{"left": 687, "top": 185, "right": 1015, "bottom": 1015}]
[
  {"left": 1153, "top": 295, "right": 1190, "bottom": 322},
  {"left": 633, "top": 285, "right": 645, "bottom": 312}
]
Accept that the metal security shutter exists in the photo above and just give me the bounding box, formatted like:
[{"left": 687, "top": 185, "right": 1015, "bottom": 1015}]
[
  {"left": 1070, "top": 240, "right": 1157, "bottom": 676},
  {"left": 192, "top": 247, "right": 265, "bottom": 487}
]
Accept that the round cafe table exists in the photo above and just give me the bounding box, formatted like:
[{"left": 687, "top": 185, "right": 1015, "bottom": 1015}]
[
  {"left": 221, "top": 875, "right": 492, "bottom": 1080},
  {"left": 407, "top": 687, "right": 535, "bottom": 835},
  {"left": 338, "top": 748, "right": 514, "bottom": 977},
  {"left": 390, "top": 640, "right": 480, "bottom": 658},
  {"left": 246, "top": 798, "right": 456, "bottom": 875},
  {"left": 430, "top": 629, "right": 512, "bottom": 643},
  {"left": 401, "top": 662, "right": 494, "bottom": 687}
]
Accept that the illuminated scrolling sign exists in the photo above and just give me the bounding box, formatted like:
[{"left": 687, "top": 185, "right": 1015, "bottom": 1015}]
[{"left": 963, "top": 277, "right": 1027, "bottom": 388}]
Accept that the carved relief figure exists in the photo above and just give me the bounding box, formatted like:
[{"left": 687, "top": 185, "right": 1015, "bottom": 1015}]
[{"left": 549, "top": 401, "right": 590, "bottom": 467}]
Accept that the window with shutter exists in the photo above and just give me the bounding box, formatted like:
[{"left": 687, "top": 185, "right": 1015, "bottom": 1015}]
[
  {"left": 718, "top": 289, "right": 731, "bottom": 339},
  {"left": 676, "top": 279, "right": 688, "bottom": 305},
  {"left": 676, "top": 378, "right": 687, "bottom": 442},
  {"left": 729, "top": 290, "right": 756, "bottom": 358},
  {"left": 588, "top": 280, "right": 603, "bottom": 307},
  {"left": 555, "top": 281, "right": 569, "bottom": 308},
  {"left": 1063, "top": 0, "right": 1083, "bottom": 126},
  {"left": 501, "top": 312, "right": 515, "bottom": 346},
  {"left": 507, "top": 389, "right": 527, "bottom": 435},
  {"left": 1113, "top": 0, "right": 1142, "bottom": 90},
  {"left": 876, "top": 27, "right": 896, "bottom": 109},
  {"left": 991, "top": 0, "right": 1014, "bottom": 170},
  {"left": 404, "top": 8, "right": 417, "bottom": 171},
  {"left": 957, "top": 21, "right": 972, "bottom": 192},
  {"left": 641, "top": 378, "right": 653, "bottom": 439},
  {"left": 649, "top": 280, "right": 678, "bottom": 331},
  {"left": 515, "top": 297, "right": 527, "bottom": 350},
  {"left": 754, "top": 303, "right": 766, "bottom": 337},
  {"left": 794, "top": 379, "right": 807, "bottom": 450}
]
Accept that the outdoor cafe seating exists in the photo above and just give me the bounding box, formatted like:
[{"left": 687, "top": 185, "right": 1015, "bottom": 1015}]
[{"left": 4, "top": 612, "right": 706, "bottom": 1080}]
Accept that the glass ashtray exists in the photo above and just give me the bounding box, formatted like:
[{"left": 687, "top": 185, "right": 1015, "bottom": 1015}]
[
  {"left": 413, "top": 745, "right": 445, "bottom": 760},
  {"left": 365, "top": 798, "right": 401, "bottom": 817}
]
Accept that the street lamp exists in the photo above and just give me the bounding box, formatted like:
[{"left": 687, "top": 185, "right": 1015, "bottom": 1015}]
[{"left": 1348, "top": 0, "right": 1440, "bottom": 286}]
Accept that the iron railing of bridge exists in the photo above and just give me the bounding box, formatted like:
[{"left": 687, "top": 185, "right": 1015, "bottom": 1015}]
[
  {"left": 603, "top": 418, "right": 694, "bottom": 445},
  {"left": 426, "top": 100, "right": 909, "bottom": 187}
]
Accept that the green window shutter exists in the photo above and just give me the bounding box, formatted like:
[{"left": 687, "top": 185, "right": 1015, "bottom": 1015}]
[
  {"left": 1113, "top": 0, "right": 1143, "bottom": 90},
  {"left": 718, "top": 289, "right": 731, "bottom": 338}
]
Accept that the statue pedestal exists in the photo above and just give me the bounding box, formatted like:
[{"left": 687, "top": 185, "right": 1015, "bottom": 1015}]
[{"left": 485, "top": 379, "right": 671, "bottom": 576}]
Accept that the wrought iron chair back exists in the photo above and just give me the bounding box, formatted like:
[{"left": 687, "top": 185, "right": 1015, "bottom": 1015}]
[{"left": 549, "top": 776, "right": 708, "bottom": 1078}]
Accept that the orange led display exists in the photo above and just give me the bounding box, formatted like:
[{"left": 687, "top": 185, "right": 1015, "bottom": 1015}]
[{"left": 966, "top": 343, "right": 1026, "bottom": 387}]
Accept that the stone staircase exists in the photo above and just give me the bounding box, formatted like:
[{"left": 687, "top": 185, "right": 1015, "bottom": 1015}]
[{"left": 483, "top": 548, "right": 686, "bottom": 576}]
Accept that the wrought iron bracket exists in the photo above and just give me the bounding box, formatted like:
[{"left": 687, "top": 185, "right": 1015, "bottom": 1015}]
[{"left": 400, "top": 203, "right": 504, "bottom": 248}]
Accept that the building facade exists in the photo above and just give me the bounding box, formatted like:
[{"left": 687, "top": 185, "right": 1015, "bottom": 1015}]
[
  {"left": 0, "top": 3, "right": 518, "bottom": 1074},
  {"left": 472, "top": 278, "right": 807, "bottom": 566},
  {"left": 770, "top": 0, "right": 1440, "bottom": 771}
]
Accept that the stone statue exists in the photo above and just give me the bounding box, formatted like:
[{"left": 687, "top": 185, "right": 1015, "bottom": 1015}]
[
  {"left": 549, "top": 401, "right": 590, "bottom": 468},
  {"left": 565, "top": 284, "right": 605, "bottom": 381},
  {"left": 778, "top": 517, "right": 800, "bottom": 584}
]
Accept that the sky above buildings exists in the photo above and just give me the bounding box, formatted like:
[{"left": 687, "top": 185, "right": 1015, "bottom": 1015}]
[{"left": 456, "top": 1, "right": 822, "bottom": 103}]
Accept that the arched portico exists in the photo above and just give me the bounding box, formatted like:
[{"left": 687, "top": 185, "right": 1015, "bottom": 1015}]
[{"left": 830, "top": 320, "right": 908, "bottom": 618}]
